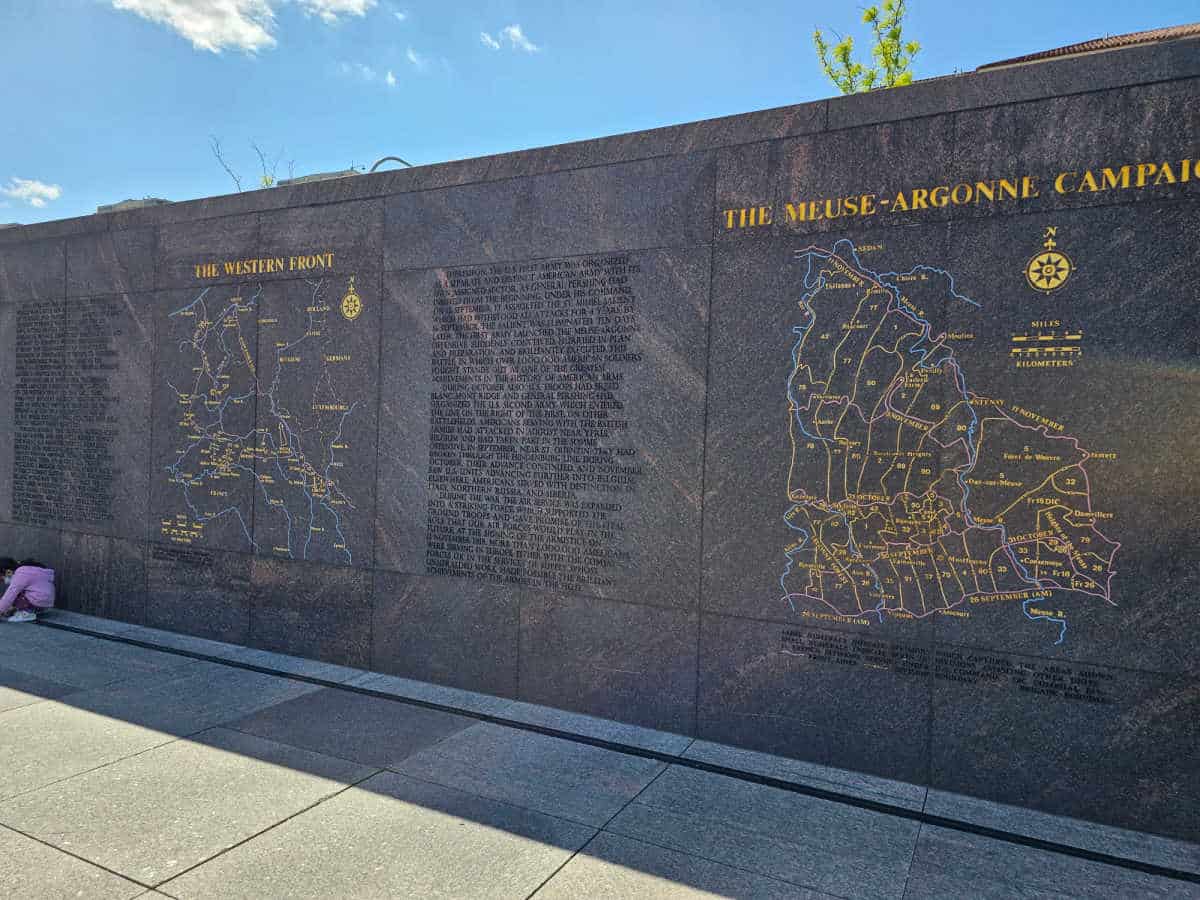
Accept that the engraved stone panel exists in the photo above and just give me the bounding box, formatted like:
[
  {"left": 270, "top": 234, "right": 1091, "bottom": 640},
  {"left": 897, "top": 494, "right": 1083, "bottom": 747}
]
[
  {"left": 763, "top": 115, "right": 958, "bottom": 236},
  {"left": 704, "top": 225, "right": 952, "bottom": 642},
  {"left": 952, "top": 78, "right": 1200, "bottom": 218},
  {"left": 259, "top": 200, "right": 382, "bottom": 279},
  {"left": 698, "top": 612, "right": 930, "bottom": 784},
  {"left": 249, "top": 557, "right": 371, "bottom": 667},
  {"left": 145, "top": 544, "right": 252, "bottom": 643},
  {"left": 250, "top": 274, "right": 380, "bottom": 569},
  {"left": 703, "top": 144, "right": 1200, "bottom": 837},
  {"left": 927, "top": 202, "right": 1200, "bottom": 677},
  {"left": 0, "top": 523, "right": 62, "bottom": 571},
  {"left": 156, "top": 213, "right": 258, "bottom": 289},
  {"left": 150, "top": 285, "right": 261, "bottom": 552},
  {"left": 0, "top": 303, "right": 13, "bottom": 520},
  {"left": 930, "top": 659, "right": 1198, "bottom": 841},
  {"left": 372, "top": 570, "right": 520, "bottom": 697},
  {"left": 384, "top": 153, "right": 714, "bottom": 270},
  {"left": 375, "top": 247, "right": 708, "bottom": 608},
  {"left": 0, "top": 238, "right": 64, "bottom": 303},
  {"left": 519, "top": 592, "right": 698, "bottom": 734},
  {"left": 59, "top": 533, "right": 147, "bottom": 624},
  {"left": 66, "top": 227, "right": 155, "bottom": 297},
  {"left": 8, "top": 294, "right": 152, "bottom": 537}
]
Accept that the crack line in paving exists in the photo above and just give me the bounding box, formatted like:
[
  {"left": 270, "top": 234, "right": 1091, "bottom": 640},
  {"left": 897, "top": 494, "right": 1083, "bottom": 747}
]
[
  {"left": 34, "top": 619, "right": 1200, "bottom": 886},
  {"left": 899, "top": 822, "right": 925, "bottom": 900},
  {"left": 153, "top": 767, "right": 386, "bottom": 891},
  {"left": 525, "top": 756, "right": 673, "bottom": 899},
  {"left": 0, "top": 820, "right": 157, "bottom": 892}
]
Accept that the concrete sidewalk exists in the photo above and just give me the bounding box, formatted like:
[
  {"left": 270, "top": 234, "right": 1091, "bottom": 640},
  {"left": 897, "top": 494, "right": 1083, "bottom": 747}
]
[{"left": 0, "top": 613, "right": 1195, "bottom": 899}]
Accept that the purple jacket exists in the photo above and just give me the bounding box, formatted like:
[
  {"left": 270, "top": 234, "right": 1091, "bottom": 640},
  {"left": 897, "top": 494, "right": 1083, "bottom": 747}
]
[{"left": 0, "top": 565, "right": 56, "bottom": 614}]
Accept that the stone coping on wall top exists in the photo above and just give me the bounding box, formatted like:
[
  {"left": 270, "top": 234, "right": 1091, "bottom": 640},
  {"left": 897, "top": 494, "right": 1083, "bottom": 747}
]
[
  {"left": 2, "top": 35, "right": 1197, "bottom": 248},
  {"left": 34, "top": 608, "right": 1200, "bottom": 876}
]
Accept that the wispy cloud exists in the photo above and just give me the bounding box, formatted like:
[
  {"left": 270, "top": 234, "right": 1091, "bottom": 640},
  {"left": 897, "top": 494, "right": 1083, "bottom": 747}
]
[
  {"left": 110, "top": 0, "right": 377, "bottom": 53},
  {"left": 338, "top": 60, "right": 401, "bottom": 88},
  {"left": 500, "top": 24, "right": 538, "bottom": 52},
  {"left": 393, "top": 9, "right": 406, "bottom": 22},
  {"left": 296, "top": 0, "right": 376, "bottom": 24},
  {"left": 339, "top": 60, "right": 378, "bottom": 81},
  {"left": 2, "top": 177, "right": 63, "bottom": 209},
  {"left": 405, "top": 46, "right": 429, "bottom": 72},
  {"left": 111, "top": 0, "right": 278, "bottom": 53},
  {"left": 480, "top": 23, "right": 539, "bottom": 53}
]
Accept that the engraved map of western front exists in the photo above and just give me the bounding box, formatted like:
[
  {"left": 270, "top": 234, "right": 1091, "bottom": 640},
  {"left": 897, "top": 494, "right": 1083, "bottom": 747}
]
[
  {"left": 780, "top": 240, "right": 1120, "bottom": 644},
  {"left": 156, "top": 277, "right": 370, "bottom": 565}
]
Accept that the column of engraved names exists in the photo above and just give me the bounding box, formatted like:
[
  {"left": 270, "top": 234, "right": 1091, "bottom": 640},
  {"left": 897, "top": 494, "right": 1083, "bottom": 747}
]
[
  {"left": 13, "top": 300, "right": 122, "bottom": 525},
  {"left": 427, "top": 255, "right": 643, "bottom": 591}
]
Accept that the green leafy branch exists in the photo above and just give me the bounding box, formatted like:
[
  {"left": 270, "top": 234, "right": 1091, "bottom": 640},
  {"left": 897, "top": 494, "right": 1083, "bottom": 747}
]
[{"left": 813, "top": 0, "right": 921, "bottom": 94}]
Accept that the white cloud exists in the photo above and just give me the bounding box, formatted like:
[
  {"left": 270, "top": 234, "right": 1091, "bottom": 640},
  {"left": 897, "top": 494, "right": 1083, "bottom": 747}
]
[
  {"left": 481, "top": 23, "right": 539, "bottom": 53},
  {"left": 110, "top": 0, "right": 377, "bottom": 53},
  {"left": 296, "top": 0, "right": 376, "bottom": 24},
  {"left": 393, "top": 10, "right": 406, "bottom": 22},
  {"left": 340, "top": 60, "right": 400, "bottom": 88},
  {"left": 111, "top": 0, "right": 278, "bottom": 53},
  {"left": 500, "top": 24, "right": 538, "bottom": 52},
  {"left": 339, "top": 60, "right": 377, "bottom": 80},
  {"left": 405, "top": 46, "right": 428, "bottom": 71},
  {"left": 2, "top": 177, "right": 63, "bottom": 209}
]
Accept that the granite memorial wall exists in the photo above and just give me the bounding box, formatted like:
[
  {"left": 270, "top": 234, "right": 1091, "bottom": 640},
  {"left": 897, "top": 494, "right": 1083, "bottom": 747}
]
[{"left": 1, "top": 38, "right": 1197, "bottom": 841}]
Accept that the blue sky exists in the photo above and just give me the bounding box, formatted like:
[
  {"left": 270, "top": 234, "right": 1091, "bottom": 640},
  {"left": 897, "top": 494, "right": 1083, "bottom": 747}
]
[{"left": 1, "top": 0, "right": 1196, "bottom": 223}]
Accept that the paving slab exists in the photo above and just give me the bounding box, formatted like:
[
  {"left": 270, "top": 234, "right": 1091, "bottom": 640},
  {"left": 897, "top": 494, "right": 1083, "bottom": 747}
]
[
  {"left": 85, "top": 622, "right": 259, "bottom": 660},
  {"left": 228, "top": 687, "right": 477, "bottom": 767},
  {"left": 0, "top": 727, "right": 374, "bottom": 887},
  {"left": 55, "top": 624, "right": 364, "bottom": 686},
  {"left": 67, "top": 660, "right": 321, "bottom": 736},
  {"left": 924, "top": 789, "right": 1200, "bottom": 876},
  {"left": 605, "top": 766, "right": 921, "bottom": 900},
  {"left": 0, "top": 664, "right": 79, "bottom": 714},
  {"left": 39, "top": 610, "right": 140, "bottom": 636},
  {"left": 394, "top": 722, "right": 666, "bottom": 827},
  {"left": 347, "top": 671, "right": 518, "bottom": 717},
  {"left": 536, "top": 831, "right": 832, "bottom": 899},
  {"left": 501, "top": 699, "right": 693, "bottom": 756},
  {"left": 221, "top": 647, "right": 367, "bottom": 683},
  {"left": 0, "top": 701, "right": 176, "bottom": 803},
  {"left": 684, "top": 739, "right": 928, "bottom": 811},
  {"left": 902, "top": 824, "right": 1200, "bottom": 899},
  {"left": 161, "top": 771, "right": 595, "bottom": 900},
  {"left": 49, "top": 618, "right": 377, "bottom": 684},
  {"left": 0, "top": 625, "right": 196, "bottom": 689},
  {"left": 0, "top": 823, "right": 146, "bottom": 899}
]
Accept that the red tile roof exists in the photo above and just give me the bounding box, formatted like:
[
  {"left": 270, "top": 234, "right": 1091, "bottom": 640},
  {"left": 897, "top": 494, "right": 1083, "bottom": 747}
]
[{"left": 978, "top": 22, "right": 1200, "bottom": 70}]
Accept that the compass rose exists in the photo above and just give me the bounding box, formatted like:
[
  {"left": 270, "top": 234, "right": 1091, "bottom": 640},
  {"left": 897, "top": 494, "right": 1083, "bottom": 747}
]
[
  {"left": 1025, "top": 250, "right": 1073, "bottom": 293},
  {"left": 341, "top": 275, "right": 362, "bottom": 321},
  {"left": 1025, "top": 227, "right": 1073, "bottom": 294}
]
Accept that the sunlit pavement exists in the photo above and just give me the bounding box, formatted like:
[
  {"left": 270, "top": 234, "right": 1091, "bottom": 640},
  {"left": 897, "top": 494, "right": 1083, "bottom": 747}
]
[{"left": 0, "top": 612, "right": 1195, "bottom": 899}]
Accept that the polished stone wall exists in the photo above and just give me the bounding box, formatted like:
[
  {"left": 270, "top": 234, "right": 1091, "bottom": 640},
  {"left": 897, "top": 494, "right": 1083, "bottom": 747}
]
[{"left": 1, "top": 38, "right": 1197, "bottom": 841}]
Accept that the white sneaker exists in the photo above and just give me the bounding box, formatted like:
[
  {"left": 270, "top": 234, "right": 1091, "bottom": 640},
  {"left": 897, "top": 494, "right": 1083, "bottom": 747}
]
[{"left": 6, "top": 611, "right": 37, "bottom": 623}]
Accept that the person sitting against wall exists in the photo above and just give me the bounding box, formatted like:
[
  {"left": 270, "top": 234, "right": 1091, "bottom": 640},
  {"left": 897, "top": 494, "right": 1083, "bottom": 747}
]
[{"left": 0, "top": 558, "right": 56, "bottom": 623}]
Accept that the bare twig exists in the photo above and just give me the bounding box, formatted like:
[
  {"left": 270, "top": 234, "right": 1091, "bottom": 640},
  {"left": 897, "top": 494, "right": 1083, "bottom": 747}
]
[
  {"left": 250, "top": 140, "right": 282, "bottom": 188},
  {"left": 209, "top": 136, "right": 243, "bottom": 192}
]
